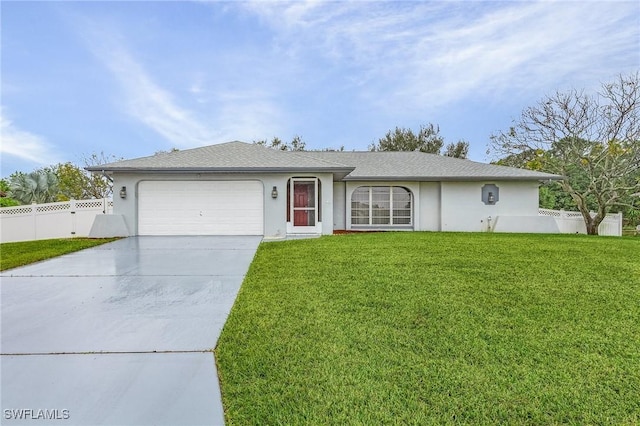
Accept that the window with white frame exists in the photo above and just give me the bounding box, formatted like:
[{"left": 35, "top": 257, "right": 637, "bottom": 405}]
[{"left": 351, "top": 186, "right": 412, "bottom": 226}]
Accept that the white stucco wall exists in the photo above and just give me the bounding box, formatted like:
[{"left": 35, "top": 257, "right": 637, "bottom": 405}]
[
  {"left": 440, "top": 181, "right": 540, "bottom": 232},
  {"left": 339, "top": 181, "right": 539, "bottom": 233},
  {"left": 111, "top": 174, "right": 544, "bottom": 236},
  {"left": 418, "top": 182, "right": 441, "bottom": 231},
  {"left": 333, "top": 182, "right": 346, "bottom": 230},
  {"left": 111, "top": 172, "right": 334, "bottom": 238},
  {"left": 318, "top": 174, "right": 334, "bottom": 235},
  {"left": 493, "top": 216, "right": 560, "bottom": 233}
]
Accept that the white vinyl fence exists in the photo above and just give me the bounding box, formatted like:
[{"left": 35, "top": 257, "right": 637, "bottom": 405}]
[
  {"left": 0, "top": 199, "right": 113, "bottom": 243},
  {"left": 539, "top": 208, "right": 622, "bottom": 236}
]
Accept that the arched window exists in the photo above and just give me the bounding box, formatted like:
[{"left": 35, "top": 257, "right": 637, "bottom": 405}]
[{"left": 351, "top": 186, "right": 412, "bottom": 226}]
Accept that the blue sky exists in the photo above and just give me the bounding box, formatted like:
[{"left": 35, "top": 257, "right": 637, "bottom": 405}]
[{"left": 1, "top": 1, "right": 639, "bottom": 177}]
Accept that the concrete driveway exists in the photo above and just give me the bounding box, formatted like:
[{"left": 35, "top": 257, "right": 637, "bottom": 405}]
[{"left": 1, "top": 236, "right": 261, "bottom": 425}]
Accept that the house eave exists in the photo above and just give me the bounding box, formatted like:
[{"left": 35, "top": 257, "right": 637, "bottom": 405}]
[
  {"left": 86, "top": 166, "right": 355, "bottom": 179},
  {"left": 342, "top": 175, "right": 563, "bottom": 182}
]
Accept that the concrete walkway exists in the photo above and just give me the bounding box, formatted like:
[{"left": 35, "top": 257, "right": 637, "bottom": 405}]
[{"left": 1, "top": 236, "right": 261, "bottom": 425}]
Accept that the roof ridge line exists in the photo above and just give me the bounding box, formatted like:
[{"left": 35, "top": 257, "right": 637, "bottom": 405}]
[{"left": 285, "top": 150, "right": 354, "bottom": 168}]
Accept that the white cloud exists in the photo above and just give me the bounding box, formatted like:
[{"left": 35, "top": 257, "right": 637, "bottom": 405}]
[
  {"left": 100, "top": 44, "right": 220, "bottom": 147},
  {"left": 73, "top": 17, "right": 218, "bottom": 147},
  {"left": 78, "top": 18, "right": 287, "bottom": 147},
  {"left": 213, "top": 90, "right": 287, "bottom": 142},
  {"left": 238, "top": 1, "right": 640, "bottom": 110},
  {"left": 0, "top": 109, "right": 59, "bottom": 166},
  {"left": 406, "top": 2, "right": 639, "bottom": 101},
  {"left": 60, "top": 1, "right": 637, "bottom": 156}
]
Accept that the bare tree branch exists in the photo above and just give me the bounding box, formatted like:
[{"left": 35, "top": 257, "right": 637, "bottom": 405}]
[{"left": 490, "top": 72, "right": 640, "bottom": 234}]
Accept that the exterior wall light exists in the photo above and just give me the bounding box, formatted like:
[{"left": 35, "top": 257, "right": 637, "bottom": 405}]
[
  {"left": 271, "top": 186, "right": 278, "bottom": 199},
  {"left": 481, "top": 184, "right": 499, "bottom": 205},
  {"left": 119, "top": 186, "right": 127, "bottom": 199}
]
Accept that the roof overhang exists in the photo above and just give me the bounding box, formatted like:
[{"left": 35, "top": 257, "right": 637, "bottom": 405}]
[
  {"left": 86, "top": 166, "right": 355, "bottom": 181},
  {"left": 342, "top": 175, "right": 564, "bottom": 182}
]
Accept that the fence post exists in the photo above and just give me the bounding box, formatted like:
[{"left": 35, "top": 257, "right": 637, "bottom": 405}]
[
  {"left": 70, "top": 199, "right": 77, "bottom": 236},
  {"left": 618, "top": 212, "right": 623, "bottom": 237},
  {"left": 31, "top": 202, "right": 37, "bottom": 240}
]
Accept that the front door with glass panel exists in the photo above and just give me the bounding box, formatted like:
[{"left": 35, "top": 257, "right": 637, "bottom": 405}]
[{"left": 289, "top": 178, "right": 320, "bottom": 233}]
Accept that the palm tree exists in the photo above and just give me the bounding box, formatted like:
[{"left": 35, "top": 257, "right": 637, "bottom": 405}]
[{"left": 9, "top": 171, "right": 59, "bottom": 204}]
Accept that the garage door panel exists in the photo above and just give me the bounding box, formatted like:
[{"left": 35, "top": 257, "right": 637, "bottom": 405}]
[{"left": 138, "top": 181, "right": 263, "bottom": 235}]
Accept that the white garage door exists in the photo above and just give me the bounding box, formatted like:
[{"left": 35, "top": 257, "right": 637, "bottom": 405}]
[{"left": 138, "top": 181, "right": 263, "bottom": 235}]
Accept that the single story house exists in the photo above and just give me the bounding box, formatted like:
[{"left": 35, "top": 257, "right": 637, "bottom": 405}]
[{"left": 87, "top": 141, "right": 562, "bottom": 238}]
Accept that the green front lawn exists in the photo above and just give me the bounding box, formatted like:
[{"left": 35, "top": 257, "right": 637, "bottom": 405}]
[
  {"left": 216, "top": 232, "right": 640, "bottom": 425},
  {"left": 0, "top": 238, "right": 119, "bottom": 271}
]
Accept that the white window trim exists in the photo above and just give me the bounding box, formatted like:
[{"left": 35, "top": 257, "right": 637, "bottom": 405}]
[{"left": 287, "top": 177, "right": 322, "bottom": 234}]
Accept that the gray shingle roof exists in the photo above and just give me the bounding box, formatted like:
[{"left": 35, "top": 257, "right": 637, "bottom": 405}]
[
  {"left": 87, "top": 141, "right": 353, "bottom": 173},
  {"left": 301, "top": 151, "right": 561, "bottom": 181},
  {"left": 89, "top": 141, "right": 561, "bottom": 181}
]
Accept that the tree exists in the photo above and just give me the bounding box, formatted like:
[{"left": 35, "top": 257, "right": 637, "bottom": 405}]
[
  {"left": 2, "top": 151, "right": 122, "bottom": 205},
  {"left": 490, "top": 73, "right": 640, "bottom": 235},
  {"left": 254, "top": 136, "right": 348, "bottom": 152},
  {"left": 444, "top": 141, "right": 470, "bottom": 159},
  {"left": 538, "top": 181, "right": 579, "bottom": 210},
  {"left": 49, "top": 162, "right": 89, "bottom": 201},
  {"left": 9, "top": 170, "right": 59, "bottom": 204},
  {"left": 254, "top": 135, "right": 306, "bottom": 151},
  {"left": 154, "top": 148, "right": 180, "bottom": 155},
  {"left": 321, "top": 145, "right": 345, "bottom": 152},
  {"left": 82, "top": 152, "right": 122, "bottom": 198},
  {"left": 369, "top": 123, "right": 469, "bottom": 158},
  {"left": 0, "top": 178, "right": 9, "bottom": 195},
  {"left": 0, "top": 178, "right": 20, "bottom": 207},
  {"left": 0, "top": 197, "right": 20, "bottom": 207},
  {"left": 625, "top": 191, "right": 640, "bottom": 226},
  {"left": 370, "top": 123, "right": 444, "bottom": 153}
]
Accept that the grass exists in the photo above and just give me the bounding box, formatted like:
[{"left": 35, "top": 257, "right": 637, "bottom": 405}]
[
  {"left": 0, "top": 238, "right": 119, "bottom": 271},
  {"left": 216, "top": 232, "right": 640, "bottom": 425}
]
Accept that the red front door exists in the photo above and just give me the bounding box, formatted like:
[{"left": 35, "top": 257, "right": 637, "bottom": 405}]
[{"left": 292, "top": 181, "right": 316, "bottom": 227}]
